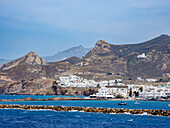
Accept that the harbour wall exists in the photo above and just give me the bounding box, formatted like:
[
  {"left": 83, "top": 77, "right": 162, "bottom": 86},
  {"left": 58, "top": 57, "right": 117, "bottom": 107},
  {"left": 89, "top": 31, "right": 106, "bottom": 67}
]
[{"left": 0, "top": 104, "right": 169, "bottom": 116}]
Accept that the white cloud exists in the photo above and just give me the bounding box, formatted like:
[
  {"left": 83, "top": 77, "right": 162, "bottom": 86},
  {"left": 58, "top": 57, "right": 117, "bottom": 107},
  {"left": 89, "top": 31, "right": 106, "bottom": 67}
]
[{"left": 0, "top": 0, "right": 170, "bottom": 39}]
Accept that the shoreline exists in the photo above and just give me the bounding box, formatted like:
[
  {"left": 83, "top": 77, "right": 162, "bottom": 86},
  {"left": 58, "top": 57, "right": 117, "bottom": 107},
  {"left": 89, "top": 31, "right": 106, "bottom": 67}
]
[{"left": 0, "top": 104, "right": 169, "bottom": 117}]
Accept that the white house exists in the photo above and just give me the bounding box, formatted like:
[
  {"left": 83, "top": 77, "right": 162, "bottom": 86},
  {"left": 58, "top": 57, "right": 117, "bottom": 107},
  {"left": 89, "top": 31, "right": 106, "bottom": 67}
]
[
  {"left": 145, "top": 79, "right": 157, "bottom": 82},
  {"left": 137, "top": 53, "right": 147, "bottom": 58},
  {"left": 90, "top": 87, "right": 114, "bottom": 99},
  {"left": 69, "top": 75, "right": 82, "bottom": 82}
]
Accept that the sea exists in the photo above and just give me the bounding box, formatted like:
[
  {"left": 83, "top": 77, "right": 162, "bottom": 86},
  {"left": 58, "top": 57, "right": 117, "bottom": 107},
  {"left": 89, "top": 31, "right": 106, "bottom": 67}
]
[{"left": 0, "top": 95, "right": 169, "bottom": 128}]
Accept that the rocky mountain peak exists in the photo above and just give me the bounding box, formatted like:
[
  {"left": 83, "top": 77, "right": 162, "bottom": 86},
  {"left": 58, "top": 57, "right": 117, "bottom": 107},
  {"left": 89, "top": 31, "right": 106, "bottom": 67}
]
[
  {"left": 95, "top": 40, "right": 110, "bottom": 48},
  {"left": 94, "top": 40, "right": 111, "bottom": 51},
  {"left": 0, "top": 51, "right": 46, "bottom": 71},
  {"left": 25, "top": 51, "right": 36, "bottom": 56},
  {"left": 85, "top": 40, "right": 112, "bottom": 58},
  {"left": 23, "top": 51, "right": 46, "bottom": 65}
]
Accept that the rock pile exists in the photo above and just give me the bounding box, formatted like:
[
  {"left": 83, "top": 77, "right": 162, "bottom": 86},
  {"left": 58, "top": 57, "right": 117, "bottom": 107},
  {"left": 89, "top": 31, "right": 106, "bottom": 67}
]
[{"left": 0, "top": 104, "right": 169, "bottom": 116}]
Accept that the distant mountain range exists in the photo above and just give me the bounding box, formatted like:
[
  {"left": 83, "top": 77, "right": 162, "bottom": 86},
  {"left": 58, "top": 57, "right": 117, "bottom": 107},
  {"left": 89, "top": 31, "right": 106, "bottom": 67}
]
[
  {"left": 0, "top": 34, "right": 169, "bottom": 82},
  {"left": 43, "top": 45, "right": 92, "bottom": 62},
  {"left": 0, "top": 45, "right": 91, "bottom": 65},
  {"left": 0, "top": 59, "right": 11, "bottom": 65}
]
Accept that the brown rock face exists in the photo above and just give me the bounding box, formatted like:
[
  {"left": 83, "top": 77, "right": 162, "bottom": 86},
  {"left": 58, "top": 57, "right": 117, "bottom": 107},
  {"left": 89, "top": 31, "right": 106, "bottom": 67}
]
[
  {"left": 0, "top": 79, "right": 55, "bottom": 95},
  {"left": 85, "top": 40, "right": 112, "bottom": 58},
  {"left": 0, "top": 79, "right": 99, "bottom": 95},
  {"left": 23, "top": 51, "right": 46, "bottom": 65},
  {"left": 0, "top": 51, "right": 46, "bottom": 71}
]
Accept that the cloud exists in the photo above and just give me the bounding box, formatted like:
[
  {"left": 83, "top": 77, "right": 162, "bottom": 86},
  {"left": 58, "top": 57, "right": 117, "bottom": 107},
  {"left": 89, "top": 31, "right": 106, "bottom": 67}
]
[{"left": 0, "top": 0, "right": 170, "bottom": 42}]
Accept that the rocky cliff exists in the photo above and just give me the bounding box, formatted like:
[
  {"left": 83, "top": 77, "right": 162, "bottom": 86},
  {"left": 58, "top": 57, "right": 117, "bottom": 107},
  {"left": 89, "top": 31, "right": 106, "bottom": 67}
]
[{"left": 0, "top": 79, "right": 99, "bottom": 95}]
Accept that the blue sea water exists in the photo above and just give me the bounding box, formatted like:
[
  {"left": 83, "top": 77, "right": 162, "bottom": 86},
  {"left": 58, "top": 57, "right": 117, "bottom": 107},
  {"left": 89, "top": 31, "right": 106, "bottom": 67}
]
[
  {"left": 0, "top": 109, "right": 169, "bottom": 128},
  {"left": 0, "top": 95, "right": 170, "bottom": 128},
  {"left": 0, "top": 100, "right": 170, "bottom": 110}
]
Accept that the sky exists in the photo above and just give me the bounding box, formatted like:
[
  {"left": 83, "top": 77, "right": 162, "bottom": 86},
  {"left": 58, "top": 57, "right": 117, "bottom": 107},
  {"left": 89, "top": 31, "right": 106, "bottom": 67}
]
[{"left": 0, "top": 0, "right": 170, "bottom": 59}]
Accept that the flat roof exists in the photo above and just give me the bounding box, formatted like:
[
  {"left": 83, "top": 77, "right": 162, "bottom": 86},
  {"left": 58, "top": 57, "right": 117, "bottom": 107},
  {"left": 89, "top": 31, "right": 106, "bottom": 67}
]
[{"left": 105, "top": 86, "right": 128, "bottom": 88}]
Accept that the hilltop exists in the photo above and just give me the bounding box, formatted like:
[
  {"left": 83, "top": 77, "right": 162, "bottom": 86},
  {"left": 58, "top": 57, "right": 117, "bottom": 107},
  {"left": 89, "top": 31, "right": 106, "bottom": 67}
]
[{"left": 0, "top": 51, "right": 46, "bottom": 71}]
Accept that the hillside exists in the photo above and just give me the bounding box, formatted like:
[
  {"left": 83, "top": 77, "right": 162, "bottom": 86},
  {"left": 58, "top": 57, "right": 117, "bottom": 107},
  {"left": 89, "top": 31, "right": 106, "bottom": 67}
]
[
  {"left": 0, "top": 52, "right": 72, "bottom": 81},
  {"left": 61, "top": 56, "right": 81, "bottom": 64},
  {"left": 0, "top": 34, "right": 169, "bottom": 82},
  {"left": 70, "top": 34, "right": 170, "bottom": 78}
]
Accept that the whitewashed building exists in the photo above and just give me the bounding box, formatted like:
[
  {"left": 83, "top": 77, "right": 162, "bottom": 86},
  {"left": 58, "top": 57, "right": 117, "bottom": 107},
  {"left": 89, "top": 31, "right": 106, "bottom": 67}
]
[
  {"left": 139, "top": 85, "right": 169, "bottom": 99},
  {"left": 145, "top": 79, "right": 157, "bottom": 82},
  {"left": 90, "top": 86, "right": 128, "bottom": 99},
  {"left": 137, "top": 53, "right": 147, "bottom": 58},
  {"left": 59, "top": 75, "right": 97, "bottom": 87},
  {"left": 140, "top": 90, "right": 167, "bottom": 99}
]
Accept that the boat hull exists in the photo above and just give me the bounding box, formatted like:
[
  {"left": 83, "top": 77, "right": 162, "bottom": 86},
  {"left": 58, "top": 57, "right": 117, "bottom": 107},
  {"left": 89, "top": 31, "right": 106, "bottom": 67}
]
[{"left": 118, "top": 103, "right": 127, "bottom": 105}]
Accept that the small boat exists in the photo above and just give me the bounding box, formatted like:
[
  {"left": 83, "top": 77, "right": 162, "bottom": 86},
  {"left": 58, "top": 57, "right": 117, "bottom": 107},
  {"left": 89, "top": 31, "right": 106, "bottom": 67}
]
[
  {"left": 168, "top": 104, "right": 170, "bottom": 107},
  {"left": 118, "top": 102, "right": 127, "bottom": 105},
  {"left": 118, "top": 100, "right": 127, "bottom": 105},
  {"left": 134, "top": 101, "right": 140, "bottom": 105},
  {"left": 127, "top": 119, "right": 133, "bottom": 122}
]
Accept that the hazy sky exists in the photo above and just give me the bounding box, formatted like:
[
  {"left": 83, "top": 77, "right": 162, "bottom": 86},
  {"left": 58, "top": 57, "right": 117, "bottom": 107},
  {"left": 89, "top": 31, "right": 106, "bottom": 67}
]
[{"left": 0, "top": 0, "right": 170, "bottom": 59}]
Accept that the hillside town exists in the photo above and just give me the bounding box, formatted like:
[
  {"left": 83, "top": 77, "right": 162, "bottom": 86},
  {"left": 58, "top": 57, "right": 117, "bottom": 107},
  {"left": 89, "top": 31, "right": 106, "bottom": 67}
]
[{"left": 58, "top": 75, "right": 170, "bottom": 100}]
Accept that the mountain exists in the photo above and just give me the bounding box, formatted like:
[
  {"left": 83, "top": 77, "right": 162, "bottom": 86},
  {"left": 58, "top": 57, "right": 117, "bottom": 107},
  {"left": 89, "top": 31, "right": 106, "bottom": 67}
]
[
  {"left": 70, "top": 34, "right": 170, "bottom": 78},
  {"left": 43, "top": 45, "right": 92, "bottom": 62},
  {"left": 0, "top": 51, "right": 72, "bottom": 81},
  {"left": 0, "top": 59, "right": 11, "bottom": 65},
  {"left": 0, "top": 34, "right": 169, "bottom": 82},
  {"left": 0, "top": 51, "right": 46, "bottom": 71},
  {"left": 85, "top": 35, "right": 170, "bottom": 58}
]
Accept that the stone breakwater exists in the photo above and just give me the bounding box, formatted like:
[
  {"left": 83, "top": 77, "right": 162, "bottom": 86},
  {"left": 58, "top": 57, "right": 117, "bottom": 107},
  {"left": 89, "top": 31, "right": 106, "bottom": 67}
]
[{"left": 0, "top": 104, "right": 169, "bottom": 116}]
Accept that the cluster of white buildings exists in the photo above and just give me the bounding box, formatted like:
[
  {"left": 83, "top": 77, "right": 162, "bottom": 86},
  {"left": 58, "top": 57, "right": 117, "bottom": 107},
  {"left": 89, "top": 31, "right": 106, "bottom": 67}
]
[
  {"left": 59, "top": 75, "right": 124, "bottom": 88},
  {"left": 90, "top": 83, "right": 170, "bottom": 99},
  {"left": 97, "top": 79, "right": 123, "bottom": 87},
  {"left": 59, "top": 75, "right": 97, "bottom": 87},
  {"left": 59, "top": 75, "right": 170, "bottom": 99},
  {"left": 139, "top": 84, "right": 170, "bottom": 99}
]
